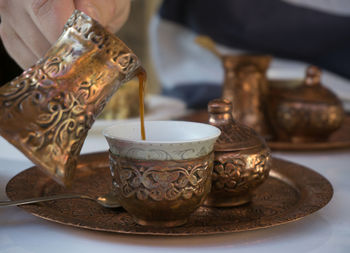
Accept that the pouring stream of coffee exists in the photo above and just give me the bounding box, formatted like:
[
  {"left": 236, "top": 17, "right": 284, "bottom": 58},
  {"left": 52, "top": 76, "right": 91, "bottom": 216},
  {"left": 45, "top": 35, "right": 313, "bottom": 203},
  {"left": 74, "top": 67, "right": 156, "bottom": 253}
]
[{"left": 137, "top": 67, "right": 147, "bottom": 140}]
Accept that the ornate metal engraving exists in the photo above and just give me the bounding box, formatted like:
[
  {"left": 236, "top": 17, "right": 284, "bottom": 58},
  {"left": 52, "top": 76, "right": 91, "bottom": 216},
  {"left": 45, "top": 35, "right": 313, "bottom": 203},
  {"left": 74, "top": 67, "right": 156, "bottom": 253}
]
[
  {"left": 212, "top": 154, "right": 270, "bottom": 193},
  {"left": 206, "top": 99, "right": 271, "bottom": 207},
  {"left": 6, "top": 152, "right": 333, "bottom": 235},
  {"left": 110, "top": 154, "right": 211, "bottom": 202},
  {"left": 204, "top": 148, "right": 271, "bottom": 207},
  {"left": 268, "top": 66, "right": 344, "bottom": 143},
  {"left": 275, "top": 103, "right": 344, "bottom": 140},
  {"left": 108, "top": 152, "right": 213, "bottom": 226},
  {"left": 221, "top": 55, "right": 272, "bottom": 137},
  {"left": 0, "top": 10, "right": 140, "bottom": 185},
  {"left": 267, "top": 114, "right": 350, "bottom": 150}
]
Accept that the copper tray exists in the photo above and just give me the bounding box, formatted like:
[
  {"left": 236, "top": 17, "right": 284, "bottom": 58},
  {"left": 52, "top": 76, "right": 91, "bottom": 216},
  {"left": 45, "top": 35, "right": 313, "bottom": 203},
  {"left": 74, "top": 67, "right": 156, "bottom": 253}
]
[
  {"left": 6, "top": 152, "right": 333, "bottom": 236},
  {"left": 181, "top": 110, "right": 350, "bottom": 151}
]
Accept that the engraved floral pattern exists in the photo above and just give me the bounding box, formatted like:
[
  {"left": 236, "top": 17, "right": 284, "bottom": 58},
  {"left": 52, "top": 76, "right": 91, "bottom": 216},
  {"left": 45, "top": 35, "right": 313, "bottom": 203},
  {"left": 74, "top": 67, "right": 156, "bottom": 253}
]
[
  {"left": 124, "top": 148, "right": 199, "bottom": 160},
  {"left": 106, "top": 139, "right": 215, "bottom": 161},
  {"left": 110, "top": 154, "right": 212, "bottom": 202},
  {"left": 115, "top": 53, "right": 139, "bottom": 75},
  {"left": 6, "top": 155, "right": 333, "bottom": 235},
  {"left": 276, "top": 103, "right": 344, "bottom": 134},
  {"left": 0, "top": 10, "right": 139, "bottom": 184},
  {"left": 212, "top": 154, "right": 270, "bottom": 193}
]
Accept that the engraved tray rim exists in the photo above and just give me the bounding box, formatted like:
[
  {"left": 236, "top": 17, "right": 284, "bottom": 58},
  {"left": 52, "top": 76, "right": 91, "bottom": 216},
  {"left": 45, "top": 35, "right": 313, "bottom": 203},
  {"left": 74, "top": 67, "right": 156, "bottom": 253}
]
[{"left": 6, "top": 152, "right": 333, "bottom": 236}]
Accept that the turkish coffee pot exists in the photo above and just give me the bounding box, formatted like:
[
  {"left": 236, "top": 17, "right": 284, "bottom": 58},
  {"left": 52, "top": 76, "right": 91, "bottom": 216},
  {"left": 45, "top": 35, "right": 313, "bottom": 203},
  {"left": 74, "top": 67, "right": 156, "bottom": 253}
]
[
  {"left": 195, "top": 36, "right": 272, "bottom": 138},
  {"left": 0, "top": 10, "right": 141, "bottom": 185},
  {"left": 221, "top": 54, "right": 272, "bottom": 138}
]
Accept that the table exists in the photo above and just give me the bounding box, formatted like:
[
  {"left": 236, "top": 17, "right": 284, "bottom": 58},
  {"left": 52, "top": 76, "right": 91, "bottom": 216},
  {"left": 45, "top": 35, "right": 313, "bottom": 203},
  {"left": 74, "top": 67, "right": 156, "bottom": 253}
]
[{"left": 0, "top": 133, "right": 349, "bottom": 253}]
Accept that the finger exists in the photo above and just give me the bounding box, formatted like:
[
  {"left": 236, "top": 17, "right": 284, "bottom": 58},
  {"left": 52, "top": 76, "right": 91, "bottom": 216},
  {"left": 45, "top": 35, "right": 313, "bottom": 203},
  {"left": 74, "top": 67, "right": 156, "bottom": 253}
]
[
  {"left": 0, "top": 23, "right": 37, "bottom": 69},
  {"left": 25, "top": 0, "right": 75, "bottom": 44},
  {"left": 74, "top": 0, "right": 130, "bottom": 33},
  {"left": 105, "top": 0, "right": 130, "bottom": 32},
  {"left": 4, "top": 1, "right": 51, "bottom": 59}
]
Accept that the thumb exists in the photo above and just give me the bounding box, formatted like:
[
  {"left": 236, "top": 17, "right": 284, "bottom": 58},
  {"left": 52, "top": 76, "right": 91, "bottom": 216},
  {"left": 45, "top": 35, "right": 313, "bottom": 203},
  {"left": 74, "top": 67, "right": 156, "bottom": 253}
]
[{"left": 74, "top": 0, "right": 131, "bottom": 33}]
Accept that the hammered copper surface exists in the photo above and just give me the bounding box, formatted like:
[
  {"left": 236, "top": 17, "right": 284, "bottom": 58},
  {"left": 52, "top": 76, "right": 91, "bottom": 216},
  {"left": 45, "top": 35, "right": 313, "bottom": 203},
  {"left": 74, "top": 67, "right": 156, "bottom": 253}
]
[
  {"left": 0, "top": 10, "right": 140, "bottom": 186},
  {"left": 205, "top": 99, "right": 271, "bottom": 207},
  {"left": 6, "top": 152, "right": 333, "bottom": 235},
  {"left": 206, "top": 149, "right": 271, "bottom": 207},
  {"left": 208, "top": 99, "right": 264, "bottom": 151},
  {"left": 268, "top": 114, "right": 350, "bottom": 150},
  {"left": 109, "top": 152, "right": 214, "bottom": 227},
  {"left": 221, "top": 55, "right": 272, "bottom": 137},
  {"left": 268, "top": 66, "right": 344, "bottom": 143},
  {"left": 180, "top": 110, "right": 350, "bottom": 151}
]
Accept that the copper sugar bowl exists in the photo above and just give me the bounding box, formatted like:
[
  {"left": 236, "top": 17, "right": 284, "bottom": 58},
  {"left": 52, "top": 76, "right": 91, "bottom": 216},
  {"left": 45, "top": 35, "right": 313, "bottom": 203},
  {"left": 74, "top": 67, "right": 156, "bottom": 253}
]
[
  {"left": 268, "top": 66, "right": 345, "bottom": 143},
  {"left": 204, "top": 99, "right": 271, "bottom": 207}
]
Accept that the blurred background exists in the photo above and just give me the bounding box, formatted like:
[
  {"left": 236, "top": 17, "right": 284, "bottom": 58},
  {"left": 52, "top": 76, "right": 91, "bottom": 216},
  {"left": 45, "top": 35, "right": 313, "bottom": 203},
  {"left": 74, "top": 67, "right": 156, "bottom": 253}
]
[
  {"left": 1, "top": 0, "right": 350, "bottom": 115},
  {"left": 116, "top": 0, "right": 162, "bottom": 94}
]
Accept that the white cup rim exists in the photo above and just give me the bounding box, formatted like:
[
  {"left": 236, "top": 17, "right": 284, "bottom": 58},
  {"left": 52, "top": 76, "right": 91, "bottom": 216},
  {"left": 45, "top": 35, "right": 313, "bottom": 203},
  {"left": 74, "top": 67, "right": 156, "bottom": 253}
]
[{"left": 103, "top": 120, "right": 221, "bottom": 145}]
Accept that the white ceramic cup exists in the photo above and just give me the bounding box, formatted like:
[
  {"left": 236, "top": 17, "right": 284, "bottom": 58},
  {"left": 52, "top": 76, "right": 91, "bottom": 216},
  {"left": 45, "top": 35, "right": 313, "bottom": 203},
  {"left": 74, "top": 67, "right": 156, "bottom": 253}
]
[
  {"left": 103, "top": 121, "right": 221, "bottom": 161},
  {"left": 103, "top": 120, "right": 221, "bottom": 227}
]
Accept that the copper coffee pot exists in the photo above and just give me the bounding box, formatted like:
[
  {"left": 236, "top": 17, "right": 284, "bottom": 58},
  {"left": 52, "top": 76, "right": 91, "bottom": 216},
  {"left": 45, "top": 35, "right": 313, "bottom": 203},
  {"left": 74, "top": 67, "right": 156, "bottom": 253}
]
[
  {"left": 195, "top": 36, "right": 272, "bottom": 137},
  {"left": 0, "top": 10, "right": 141, "bottom": 185},
  {"left": 221, "top": 55, "right": 272, "bottom": 138}
]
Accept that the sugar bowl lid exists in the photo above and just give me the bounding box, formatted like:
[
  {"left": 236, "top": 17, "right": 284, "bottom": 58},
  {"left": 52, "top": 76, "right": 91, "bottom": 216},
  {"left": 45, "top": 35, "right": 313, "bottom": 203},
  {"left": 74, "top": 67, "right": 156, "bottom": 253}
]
[
  {"left": 208, "top": 99, "right": 266, "bottom": 151},
  {"left": 273, "top": 66, "right": 341, "bottom": 104}
]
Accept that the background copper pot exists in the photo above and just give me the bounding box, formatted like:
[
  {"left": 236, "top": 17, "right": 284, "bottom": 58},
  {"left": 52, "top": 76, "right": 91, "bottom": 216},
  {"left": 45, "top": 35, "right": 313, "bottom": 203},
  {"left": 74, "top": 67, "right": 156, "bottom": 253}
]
[
  {"left": 205, "top": 99, "right": 271, "bottom": 207},
  {"left": 0, "top": 10, "right": 140, "bottom": 185},
  {"left": 268, "top": 66, "right": 345, "bottom": 143},
  {"left": 221, "top": 55, "right": 272, "bottom": 138}
]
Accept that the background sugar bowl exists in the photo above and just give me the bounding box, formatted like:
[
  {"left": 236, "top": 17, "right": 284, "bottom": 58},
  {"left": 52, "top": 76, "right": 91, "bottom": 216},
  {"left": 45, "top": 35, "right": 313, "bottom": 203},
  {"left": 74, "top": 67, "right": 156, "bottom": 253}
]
[{"left": 268, "top": 66, "right": 345, "bottom": 143}]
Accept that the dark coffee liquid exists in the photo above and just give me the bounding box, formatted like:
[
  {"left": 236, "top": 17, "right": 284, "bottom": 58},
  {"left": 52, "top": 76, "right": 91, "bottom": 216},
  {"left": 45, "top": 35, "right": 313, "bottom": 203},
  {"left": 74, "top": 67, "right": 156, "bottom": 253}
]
[{"left": 137, "top": 68, "right": 146, "bottom": 140}]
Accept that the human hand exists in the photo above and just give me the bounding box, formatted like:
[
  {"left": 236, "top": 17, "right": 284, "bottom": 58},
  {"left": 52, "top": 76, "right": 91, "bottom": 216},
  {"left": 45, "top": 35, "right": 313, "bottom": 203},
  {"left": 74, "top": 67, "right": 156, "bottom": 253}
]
[{"left": 0, "top": 0, "right": 131, "bottom": 69}]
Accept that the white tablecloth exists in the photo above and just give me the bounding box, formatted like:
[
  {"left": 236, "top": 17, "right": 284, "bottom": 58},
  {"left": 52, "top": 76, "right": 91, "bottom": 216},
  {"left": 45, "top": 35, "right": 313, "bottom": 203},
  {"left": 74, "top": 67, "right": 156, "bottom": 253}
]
[{"left": 0, "top": 133, "right": 349, "bottom": 253}]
